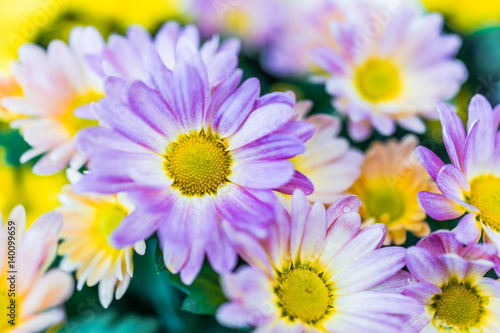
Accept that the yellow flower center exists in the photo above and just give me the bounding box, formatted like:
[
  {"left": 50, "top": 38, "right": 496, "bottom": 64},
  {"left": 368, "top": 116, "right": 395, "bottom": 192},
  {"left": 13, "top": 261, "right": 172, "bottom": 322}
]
[
  {"left": 275, "top": 268, "right": 332, "bottom": 324},
  {"left": 223, "top": 9, "right": 251, "bottom": 36},
  {"left": 433, "top": 283, "right": 482, "bottom": 329},
  {"left": 60, "top": 90, "right": 102, "bottom": 137},
  {"left": 469, "top": 175, "right": 500, "bottom": 231},
  {"left": 164, "top": 130, "right": 232, "bottom": 197},
  {"left": 354, "top": 59, "right": 401, "bottom": 103},
  {"left": 361, "top": 179, "right": 406, "bottom": 224}
]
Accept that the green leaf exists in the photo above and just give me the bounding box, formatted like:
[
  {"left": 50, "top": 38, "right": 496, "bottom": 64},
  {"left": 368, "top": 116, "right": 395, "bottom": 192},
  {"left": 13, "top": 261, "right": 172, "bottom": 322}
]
[{"left": 154, "top": 238, "right": 227, "bottom": 315}]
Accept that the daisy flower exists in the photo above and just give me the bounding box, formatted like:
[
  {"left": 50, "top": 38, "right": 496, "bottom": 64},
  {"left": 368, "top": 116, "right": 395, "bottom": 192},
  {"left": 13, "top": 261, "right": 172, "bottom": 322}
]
[
  {"left": 417, "top": 95, "right": 500, "bottom": 250},
  {"left": 311, "top": 3, "right": 467, "bottom": 141},
  {"left": 56, "top": 171, "right": 145, "bottom": 308},
  {"left": 217, "top": 190, "right": 422, "bottom": 332},
  {"left": 403, "top": 231, "right": 500, "bottom": 332},
  {"left": 289, "top": 99, "right": 363, "bottom": 204},
  {"left": 0, "top": 206, "right": 73, "bottom": 332},
  {"left": 349, "top": 135, "right": 435, "bottom": 245},
  {"left": 2, "top": 26, "right": 105, "bottom": 175},
  {"left": 74, "top": 29, "right": 313, "bottom": 284}
]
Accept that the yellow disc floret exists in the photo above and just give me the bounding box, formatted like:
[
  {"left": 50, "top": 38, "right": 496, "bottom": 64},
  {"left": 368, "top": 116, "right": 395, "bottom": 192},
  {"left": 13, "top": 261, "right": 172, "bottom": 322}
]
[
  {"left": 469, "top": 175, "right": 500, "bottom": 231},
  {"left": 165, "top": 130, "right": 232, "bottom": 197},
  {"left": 275, "top": 267, "right": 332, "bottom": 324},
  {"left": 433, "top": 282, "right": 482, "bottom": 329},
  {"left": 362, "top": 179, "right": 406, "bottom": 225},
  {"left": 61, "top": 90, "right": 102, "bottom": 136},
  {"left": 354, "top": 59, "right": 401, "bottom": 103}
]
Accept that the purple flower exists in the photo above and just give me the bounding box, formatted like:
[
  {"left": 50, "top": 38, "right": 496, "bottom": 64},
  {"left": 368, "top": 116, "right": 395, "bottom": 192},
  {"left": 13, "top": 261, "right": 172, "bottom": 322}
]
[
  {"left": 311, "top": 3, "right": 467, "bottom": 141},
  {"left": 74, "top": 24, "right": 313, "bottom": 284},
  {"left": 417, "top": 95, "right": 500, "bottom": 266},
  {"left": 403, "top": 231, "right": 500, "bottom": 332},
  {"left": 217, "top": 190, "right": 422, "bottom": 332}
]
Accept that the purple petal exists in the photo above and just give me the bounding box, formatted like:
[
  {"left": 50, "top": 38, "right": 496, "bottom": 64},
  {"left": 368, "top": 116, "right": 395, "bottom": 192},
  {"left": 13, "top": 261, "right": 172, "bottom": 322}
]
[
  {"left": 205, "top": 69, "right": 243, "bottom": 127},
  {"left": 415, "top": 146, "right": 445, "bottom": 181},
  {"left": 464, "top": 119, "right": 487, "bottom": 179},
  {"left": 227, "top": 103, "right": 293, "bottom": 149},
  {"left": 319, "top": 212, "right": 361, "bottom": 267},
  {"left": 454, "top": 213, "right": 481, "bottom": 245},
  {"left": 206, "top": 224, "right": 238, "bottom": 275},
  {"left": 439, "top": 253, "right": 468, "bottom": 281},
  {"left": 231, "top": 134, "right": 305, "bottom": 162},
  {"left": 417, "top": 231, "right": 462, "bottom": 256},
  {"left": 211, "top": 78, "right": 260, "bottom": 137},
  {"left": 300, "top": 202, "right": 327, "bottom": 264},
  {"left": 417, "top": 191, "right": 465, "bottom": 221},
  {"left": 93, "top": 97, "right": 167, "bottom": 153},
  {"left": 406, "top": 246, "right": 447, "bottom": 286},
  {"left": 230, "top": 160, "right": 295, "bottom": 189},
  {"left": 143, "top": 46, "right": 174, "bottom": 108},
  {"left": 467, "top": 95, "right": 494, "bottom": 169},
  {"left": 436, "top": 164, "right": 470, "bottom": 200},
  {"left": 325, "top": 195, "right": 360, "bottom": 228},
  {"left": 436, "top": 102, "right": 466, "bottom": 171},
  {"left": 403, "top": 282, "right": 441, "bottom": 305},
  {"left": 369, "top": 271, "right": 415, "bottom": 294},
  {"left": 290, "top": 189, "right": 311, "bottom": 261},
  {"left": 275, "top": 120, "right": 316, "bottom": 144},
  {"left": 180, "top": 244, "right": 205, "bottom": 285},
  {"left": 110, "top": 209, "right": 159, "bottom": 248},
  {"left": 127, "top": 81, "right": 182, "bottom": 141},
  {"left": 310, "top": 46, "right": 346, "bottom": 74},
  {"left": 273, "top": 170, "right": 314, "bottom": 196},
  {"left": 173, "top": 37, "right": 210, "bottom": 131},
  {"left": 333, "top": 247, "right": 406, "bottom": 294},
  {"left": 334, "top": 291, "right": 422, "bottom": 315},
  {"left": 216, "top": 184, "right": 274, "bottom": 235},
  {"left": 255, "top": 91, "right": 295, "bottom": 109},
  {"left": 326, "top": 224, "right": 386, "bottom": 276}
]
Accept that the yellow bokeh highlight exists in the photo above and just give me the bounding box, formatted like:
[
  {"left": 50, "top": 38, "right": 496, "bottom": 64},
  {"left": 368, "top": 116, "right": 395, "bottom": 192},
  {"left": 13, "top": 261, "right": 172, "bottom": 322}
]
[
  {"left": 421, "top": 0, "right": 500, "bottom": 32},
  {"left": 0, "top": 151, "right": 67, "bottom": 227}
]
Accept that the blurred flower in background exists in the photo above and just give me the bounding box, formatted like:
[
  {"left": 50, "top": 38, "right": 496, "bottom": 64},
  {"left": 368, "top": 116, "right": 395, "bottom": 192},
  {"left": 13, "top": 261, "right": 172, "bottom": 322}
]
[
  {"left": 349, "top": 136, "right": 435, "bottom": 245},
  {"left": 0, "top": 149, "right": 67, "bottom": 228},
  {"left": 0, "top": 207, "right": 73, "bottom": 332},
  {"left": 312, "top": 2, "right": 467, "bottom": 141},
  {"left": 290, "top": 99, "right": 363, "bottom": 204},
  {"left": 57, "top": 172, "right": 145, "bottom": 309}
]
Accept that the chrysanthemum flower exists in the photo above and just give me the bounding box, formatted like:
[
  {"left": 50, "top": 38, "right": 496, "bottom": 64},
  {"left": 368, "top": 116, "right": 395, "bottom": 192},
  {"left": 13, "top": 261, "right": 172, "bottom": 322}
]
[
  {"left": 289, "top": 99, "right": 363, "bottom": 204},
  {"left": 349, "top": 135, "right": 434, "bottom": 245},
  {"left": 217, "top": 190, "right": 422, "bottom": 332},
  {"left": 417, "top": 95, "right": 500, "bottom": 250},
  {"left": 75, "top": 28, "right": 313, "bottom": 284},
  {"left": 0, "top": 206, "right": 73, "bottom": 332},
  {"left": 2, "top": 26, "right": 105, "bottom": 175},
  {"left": 403, "top": 231, "right": 500, "bottom": 332},
  {"left": 56, "top": 171, "right": 144, "bottom": 308},
  {"left": 311, "top": 4, "right": 467, "bottom": 141}
]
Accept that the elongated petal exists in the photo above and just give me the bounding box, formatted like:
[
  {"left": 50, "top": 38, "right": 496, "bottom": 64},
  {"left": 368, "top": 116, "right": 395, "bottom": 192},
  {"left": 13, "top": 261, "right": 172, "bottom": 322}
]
[
  {"left": 406, "top": 247, "right": 447, "bottom": 286},
  {"left": 417, "top": 191, "right": 465, "bottom": 220},
  {"left": 415, "top": 146, "right": 445, "bottom": 182},
  {"left": 212, "top": 78, "right": 260, "bottom": 137}
]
